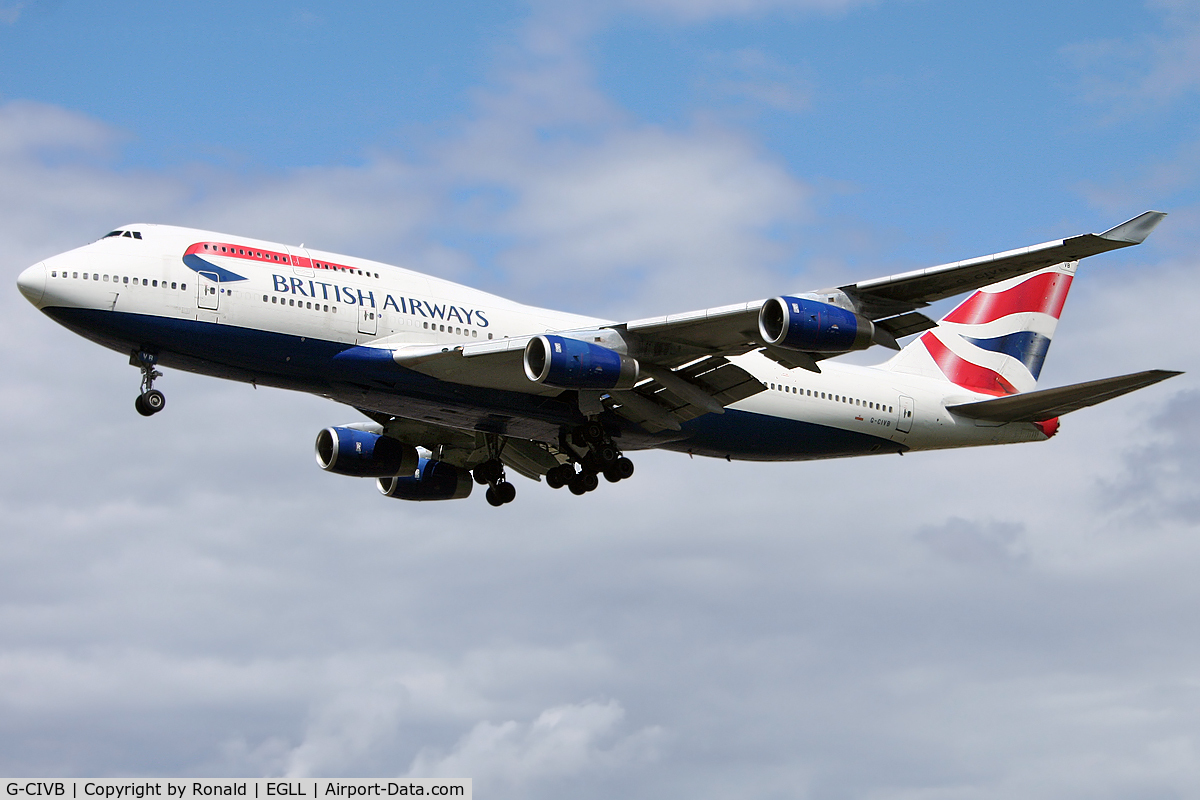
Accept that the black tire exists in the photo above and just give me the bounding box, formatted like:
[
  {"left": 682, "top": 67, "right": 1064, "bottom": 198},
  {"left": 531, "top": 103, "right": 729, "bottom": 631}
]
[
  {"left": 474, "top": 459, "right": 502, "bottom": 485},
  {"left": 546, "top": 466, "right": 568, "bottom": 489},
  {"left": 603, "top": 467, "right": 621, "bottom": 483},
  {"left": 134, "top": 394, "right": 152, "bottom": 417},
  {"left": 580, "top": 472, "right": 599, "bottom": 493},
  {"left": 582, "top": 421, "right": 605, "bottom": 443},
  {"left": 568, "top": 478, "right": 588, "bottom": 495},
  {"left": 497, "top": 481, "right": 516, "bottom": 504},
  {"left": 144, "top": 389, "right": 165, "bottom": 412},
  {"left": 596, "top": 445, "right": 618, "bottom": 466},
  {"left": 614, "top": 457, "right": 634, "bottom": 480},
  {"left": 141, "top": 389, "right": 165, "bottom": 415},
  {"left": 485, "top": 487, "right": 504, "bottom": 507}
]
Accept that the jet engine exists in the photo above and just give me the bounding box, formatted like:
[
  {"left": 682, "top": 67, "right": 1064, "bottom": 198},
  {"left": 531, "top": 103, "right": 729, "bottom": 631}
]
[
  {"left": 523, "top": 334, "right": 639, "bottom": 390},
  {"left": 315, "top": 427, "right": 419, "bottom": 478},
  {"left": 377, "top": 458, "right": 474, "bottom": 501},
  {"left": 759, "top": 296, "right": 875, "bottom": 353}
]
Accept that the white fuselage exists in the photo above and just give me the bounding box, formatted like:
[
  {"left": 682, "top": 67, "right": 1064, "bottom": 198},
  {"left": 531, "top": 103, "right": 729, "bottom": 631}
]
[{"left": 17, "top": 223, "right": 1049, "bottom": 461}]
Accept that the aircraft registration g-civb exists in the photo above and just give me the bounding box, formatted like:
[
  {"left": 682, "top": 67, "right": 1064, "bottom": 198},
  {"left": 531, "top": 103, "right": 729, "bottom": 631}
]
[{"left": 15, "top": 212, "right": 1180, "bottom": 506}]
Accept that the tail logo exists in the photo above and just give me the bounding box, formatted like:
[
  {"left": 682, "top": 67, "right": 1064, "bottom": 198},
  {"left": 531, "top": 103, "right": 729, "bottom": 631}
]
[
  {"left": 921, "top": 332, "right": 1020, "bottom": 396},
  {"left": 920, "top": 269, "right": 1073, "bottom": 396}
]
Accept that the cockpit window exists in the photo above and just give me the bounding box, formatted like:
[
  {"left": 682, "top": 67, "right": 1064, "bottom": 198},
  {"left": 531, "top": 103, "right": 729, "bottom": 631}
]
[{"left": 103, "top": 230, "right": 143, "bottom": 239}]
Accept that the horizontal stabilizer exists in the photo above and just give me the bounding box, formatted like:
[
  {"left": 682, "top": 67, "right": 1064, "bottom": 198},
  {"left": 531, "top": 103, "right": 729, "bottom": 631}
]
[{"left": 947, "top": 369, "right": 1181, "bottom": 422}]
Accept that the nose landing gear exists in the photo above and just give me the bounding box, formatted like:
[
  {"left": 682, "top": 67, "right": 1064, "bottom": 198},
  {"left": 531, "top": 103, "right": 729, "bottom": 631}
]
[{"left": 130, "top": 350, "right": 166, "bottom": 417}]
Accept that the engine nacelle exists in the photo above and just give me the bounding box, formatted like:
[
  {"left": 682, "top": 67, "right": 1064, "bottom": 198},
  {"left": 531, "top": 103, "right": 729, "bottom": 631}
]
[
  {"left": 377, "top": 458, "right": 474, "bottom": 501},
  {"left": 523, "top": 334, "right": 639, "bottom": 390},
  {"left": 315, "top": 427, "right": 419, "bottom": 478},
  {"left": 758, "top": 296, "right": 875, "bottom": 353}
]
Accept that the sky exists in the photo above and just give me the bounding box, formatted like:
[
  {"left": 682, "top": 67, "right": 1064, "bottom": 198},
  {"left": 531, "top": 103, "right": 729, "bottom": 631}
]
[{"left": 1, "top": 0, "right": 1199, "bottom": 797}]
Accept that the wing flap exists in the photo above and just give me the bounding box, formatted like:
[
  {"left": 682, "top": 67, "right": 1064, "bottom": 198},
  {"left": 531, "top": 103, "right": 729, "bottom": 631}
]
[
  {"left": 623, "top": 302, "right": 764, "bottom": 366},
  {"left": 391, "top": 340, "right": 563, "bottom": 395},
  {"left": 500, "top": 438, "right": 562, "bottom": 481},
  {"left": 609, "top": 356, "right": 765, "bottom": 432},
  {"left": 947, "top": 369, "right": 1181, "bottom": 422},
  {"left": 875, "top": 311, "right": 938, "bottom": 340}
]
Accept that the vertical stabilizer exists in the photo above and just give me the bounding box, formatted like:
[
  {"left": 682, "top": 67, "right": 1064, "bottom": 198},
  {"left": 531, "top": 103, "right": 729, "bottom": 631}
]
[{"left": 883, "top": 262, "right": 1077, "bottom": 395}]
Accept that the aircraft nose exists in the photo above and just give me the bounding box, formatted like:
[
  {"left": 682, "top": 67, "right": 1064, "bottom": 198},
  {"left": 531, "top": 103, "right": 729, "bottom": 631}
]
[{"left": 16, "top": 261, "right": 47, "bottom": 306}]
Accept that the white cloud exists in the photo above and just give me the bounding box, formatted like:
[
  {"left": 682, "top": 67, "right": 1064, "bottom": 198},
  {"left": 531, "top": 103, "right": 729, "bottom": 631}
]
[
  {"left": 2, "top": 4, "right": 1200, "bottom": 798},
  {"left": 1066, "top": 0, "right": 1200, "bottom": 116},
  {"left": 607, "top": 0, "right": 873, "bottom": 23},
  {"left": 405, "top": 700, "right": 663, "bottom": 792}
]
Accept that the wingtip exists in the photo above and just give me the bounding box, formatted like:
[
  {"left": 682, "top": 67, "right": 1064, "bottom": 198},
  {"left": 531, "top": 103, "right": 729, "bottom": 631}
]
[{"left": 1100, "top": 210, "right": 1168, "bottom": 244}]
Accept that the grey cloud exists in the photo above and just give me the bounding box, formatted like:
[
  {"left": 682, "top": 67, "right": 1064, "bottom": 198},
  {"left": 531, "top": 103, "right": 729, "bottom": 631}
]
[
  {"left": 916, "top": 517, "right": 1030, "bottom": 569},
  {"left": 1100, "top": 388, "right": 1200, "bottom": 523},
  {"left": 404, "top": 700, "right": 664, "bottom": 789},
  {"left": 3, "top": 9, "right": 1200, "bottom": 799}
]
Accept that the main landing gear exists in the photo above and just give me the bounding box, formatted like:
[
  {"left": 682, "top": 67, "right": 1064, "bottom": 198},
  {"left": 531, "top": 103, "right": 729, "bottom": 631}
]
[
  {"left": 130, "top": 350, "right": 166, "bottom": 417},
  {"left": 474, "top": 458, "right": 517, "bottom": 507},
  {"left": 545, "top": 421, "right": 635, "bottom": 496}
]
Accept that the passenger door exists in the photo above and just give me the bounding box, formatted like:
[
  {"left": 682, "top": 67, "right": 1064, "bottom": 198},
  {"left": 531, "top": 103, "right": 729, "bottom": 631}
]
[
  {"left": 897, "top": 395, "right": 914, "bottom": 433},
  {"left": 358, "top": 304, "right": 378, "bottom": 336},
  {"left": 197, "top": 270, "right": 220, "bottom": 310}
]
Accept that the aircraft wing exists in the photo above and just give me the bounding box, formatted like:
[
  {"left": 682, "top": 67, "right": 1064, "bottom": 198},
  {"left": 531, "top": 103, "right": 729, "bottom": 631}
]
[
  {"left": 842, "top": 210, "right": 1167, "bottom": 318},
  {"left": 391, "top": 338, "right": 766, "bottom": 433},
  {"left": 605, "top": 211, "right": 1167, "bottom": 363},
  {"left": 389, "top": 212, "right": 1166, "bottom": 433},
  {"left": 946, "top": 369, "right": 1181, "bottom": 422}
]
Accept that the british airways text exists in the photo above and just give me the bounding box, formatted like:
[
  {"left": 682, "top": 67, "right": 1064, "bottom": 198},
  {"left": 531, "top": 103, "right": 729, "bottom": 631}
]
[{"left": 271, "top": 275, "right": 489, "bottom": 327}]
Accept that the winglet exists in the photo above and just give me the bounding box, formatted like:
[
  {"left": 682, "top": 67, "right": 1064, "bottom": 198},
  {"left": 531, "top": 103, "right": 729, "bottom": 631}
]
[{"left": 1100, "top": 211, "right": 1167, "bottom": 245}]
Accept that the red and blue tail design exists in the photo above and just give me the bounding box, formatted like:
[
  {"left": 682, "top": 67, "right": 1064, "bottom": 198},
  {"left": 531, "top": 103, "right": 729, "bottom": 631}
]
[{"left": 885, "top": 262, "right": 1076, "bottom": 395}]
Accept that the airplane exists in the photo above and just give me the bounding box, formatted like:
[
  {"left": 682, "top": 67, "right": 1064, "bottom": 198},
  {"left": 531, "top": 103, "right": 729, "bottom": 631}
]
[{"left": 15, "top": 211, "right": 1180, "bottom": 507}]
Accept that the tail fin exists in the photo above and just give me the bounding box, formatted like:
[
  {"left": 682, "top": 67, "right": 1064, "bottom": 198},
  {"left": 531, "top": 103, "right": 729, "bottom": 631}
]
[{"left": 884, "top": 262, "right": 1076, "bottom": 395}]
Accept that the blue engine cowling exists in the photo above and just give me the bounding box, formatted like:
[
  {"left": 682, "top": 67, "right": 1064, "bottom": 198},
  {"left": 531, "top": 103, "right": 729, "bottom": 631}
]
[
  {"left": 377, "top": 458, "right": 474, "bottom": 501},
  {"left": 315, "top": 427, "right": 419, "bottom": 478},
  {"left": 758, "top": 296, "right": 875, "bottom": 353},
  {"left": 523, "top": 334, "right": 639, "bottom": 390}
]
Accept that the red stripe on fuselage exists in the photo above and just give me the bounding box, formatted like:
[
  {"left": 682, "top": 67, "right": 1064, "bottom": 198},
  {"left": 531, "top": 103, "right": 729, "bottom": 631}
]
[
  {"left": 943, "top": 272, "right": 1073, "bottom": 325},
  {"left": 921, "top": 332, "right": 1019, "bottom": 396},
  {"left": 184, "top": 242, "right": 366, "bottom": 275}
]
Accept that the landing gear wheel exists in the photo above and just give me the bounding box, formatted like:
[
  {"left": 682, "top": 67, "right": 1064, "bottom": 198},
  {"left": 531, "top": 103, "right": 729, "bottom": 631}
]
[
  {"left": 568, "top": 471, "right": 599, "bottom": 494},
  {"left": 546, "top": 464, "right": 572, "bottom": 489},
  {"left": 486, "top": 480, "right": 516, "bottom": 506},
  {"left": 596, "top": 444, "right": 618, "bottom": 466},
  {"left": 131, "top": 350, "right": 165, "bottom": 417},
  {"left": 614, "top": 456, "right": 634, "bottom": 480},
  {"left": 474, "top": 459, "right": 503, "bottom": 485},
  {"left": 135, "top": 389, "right": 165, "bottom": 417},
  {"left": 582, "top": 421, "right": 605, "bottom": 444}
]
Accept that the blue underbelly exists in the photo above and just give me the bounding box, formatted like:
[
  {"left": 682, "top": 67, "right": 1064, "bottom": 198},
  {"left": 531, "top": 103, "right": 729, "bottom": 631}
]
[{"left": 667, "top": 408, "right": 904, "bottom": 461}]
